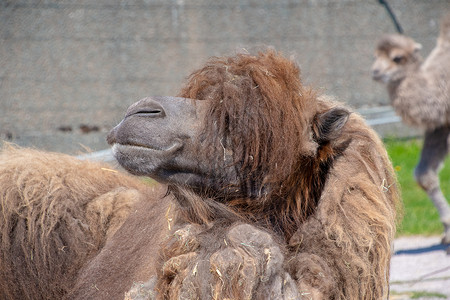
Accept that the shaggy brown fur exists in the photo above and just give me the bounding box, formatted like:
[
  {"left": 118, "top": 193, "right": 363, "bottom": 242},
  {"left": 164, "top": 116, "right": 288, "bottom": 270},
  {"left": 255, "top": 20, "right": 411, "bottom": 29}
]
[
  {"left": 176, "top": 53, "right": 354, "bottom": 237},
  {"left": 150, "top": 51, "right": 400, "bottom": 299},
  {"left": 0, "top": 146, "right": 156, "bottom": 299}
]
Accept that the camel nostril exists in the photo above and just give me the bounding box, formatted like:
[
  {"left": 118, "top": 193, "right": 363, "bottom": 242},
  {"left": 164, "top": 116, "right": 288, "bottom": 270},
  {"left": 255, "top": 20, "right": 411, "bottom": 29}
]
[
  {"left": 126, "top": 103, "right": 166, "bottom": 118},
  {"left": 136, "top": 109, "right": 164, "bottom": 117},
  {"left": 125, "top": 97, "right": 169, "bottom": 118},
  {"left": 372, "top": 69, "right": 380, "bottom": 78}
]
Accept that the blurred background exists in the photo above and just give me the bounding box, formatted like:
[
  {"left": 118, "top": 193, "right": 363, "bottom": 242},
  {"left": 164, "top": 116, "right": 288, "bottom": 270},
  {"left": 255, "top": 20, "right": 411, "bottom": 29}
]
[{"left": 0, "top": 0, "right": 448, "bottom": 154}]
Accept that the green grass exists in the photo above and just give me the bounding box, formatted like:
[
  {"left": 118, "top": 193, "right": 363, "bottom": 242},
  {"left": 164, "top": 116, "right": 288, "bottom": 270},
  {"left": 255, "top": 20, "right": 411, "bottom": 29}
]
[
  {"left": 409, "top": 291, "right": 448, "bottom": 299},
  {"left": 384, "top": 138, "right": 450, "bottom": 236},
  {"left": 390, "top": 290, "right": 448, "bottom": 299}
]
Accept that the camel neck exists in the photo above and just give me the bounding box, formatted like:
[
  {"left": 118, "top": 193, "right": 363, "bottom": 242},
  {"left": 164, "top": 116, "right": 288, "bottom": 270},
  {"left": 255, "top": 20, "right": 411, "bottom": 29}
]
[{"left": 387, "top": 80, "right": 401, "bottom": 101}]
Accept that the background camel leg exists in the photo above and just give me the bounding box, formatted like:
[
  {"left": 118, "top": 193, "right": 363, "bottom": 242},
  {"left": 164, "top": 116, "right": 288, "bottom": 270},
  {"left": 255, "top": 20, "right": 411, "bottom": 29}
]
[{"left": 414, "top": 126, "right": 450, "bottom": 245}]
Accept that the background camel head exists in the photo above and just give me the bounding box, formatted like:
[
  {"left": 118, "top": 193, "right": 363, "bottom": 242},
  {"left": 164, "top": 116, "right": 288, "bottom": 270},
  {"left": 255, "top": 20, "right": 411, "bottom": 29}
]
[{"left": 372, "top": 34, "right": 423, "bottom": 84}]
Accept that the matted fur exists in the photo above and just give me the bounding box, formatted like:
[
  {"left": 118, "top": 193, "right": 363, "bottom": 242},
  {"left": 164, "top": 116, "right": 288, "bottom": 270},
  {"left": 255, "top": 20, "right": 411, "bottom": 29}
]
[
  {"left": 0, "top": 146, "right": 154, "bottom": 299},
  {"left": 156, "top": 50, "right": 400, "bottom": 299}
]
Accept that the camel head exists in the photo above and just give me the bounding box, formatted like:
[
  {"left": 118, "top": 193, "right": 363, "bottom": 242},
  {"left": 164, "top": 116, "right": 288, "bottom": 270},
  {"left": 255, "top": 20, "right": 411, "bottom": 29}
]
[
  {"left": 106, "top": 96, "right": 234, "bottom": 192},
  {"left": 372, "top": 34, "right": 423, "bottom": 84},
  {"left": 108, "top": 51, "right": 349, "bottom": 203}
]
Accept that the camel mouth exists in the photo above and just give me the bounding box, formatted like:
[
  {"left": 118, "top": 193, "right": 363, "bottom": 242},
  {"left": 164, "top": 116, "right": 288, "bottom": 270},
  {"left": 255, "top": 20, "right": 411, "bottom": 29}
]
[
  {"left": 111, "top": 141, "right": 203, "bottom": 182},
  {"left": 371, "top": 72, "right": 383, "bottom": 82},
  {"left": 372, "top": 74, "right": 389, "bottom": 84},
  {"left": 112, "top": 140, "right": 183, "bottom": 155},
  {"left": 372, "top": 74, "right": 381, "bottom": 81}
]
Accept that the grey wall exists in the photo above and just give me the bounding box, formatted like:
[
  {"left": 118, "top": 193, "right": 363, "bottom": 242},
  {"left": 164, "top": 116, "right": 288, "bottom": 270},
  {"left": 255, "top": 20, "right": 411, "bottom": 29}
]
[{"left": 1, "top": 0, "right": 449, "bottom": 154}]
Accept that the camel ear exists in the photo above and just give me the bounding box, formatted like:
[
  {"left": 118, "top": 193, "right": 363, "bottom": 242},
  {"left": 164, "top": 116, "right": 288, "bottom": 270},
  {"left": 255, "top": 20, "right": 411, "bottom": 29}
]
[{"left": 313, "top": 108, "right": 350, "bottom": 145}]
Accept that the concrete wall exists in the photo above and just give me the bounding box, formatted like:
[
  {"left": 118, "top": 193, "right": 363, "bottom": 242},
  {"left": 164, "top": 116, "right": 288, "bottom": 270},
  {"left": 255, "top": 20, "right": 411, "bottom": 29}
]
[{"left": 1, "top": 0, "right": 448, "bottom": 154}]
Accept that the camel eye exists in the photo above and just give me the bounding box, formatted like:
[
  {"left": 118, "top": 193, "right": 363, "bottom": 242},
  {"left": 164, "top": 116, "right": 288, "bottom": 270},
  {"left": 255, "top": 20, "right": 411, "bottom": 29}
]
[{"left": 392, "top": 56, "right": 404, "bottom": 64}]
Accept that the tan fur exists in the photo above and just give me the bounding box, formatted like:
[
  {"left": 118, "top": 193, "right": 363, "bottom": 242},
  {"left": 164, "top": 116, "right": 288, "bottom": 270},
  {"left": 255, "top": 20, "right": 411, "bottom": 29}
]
[
  {"left": 288, "top": 101, "right": 400, "bottom": 298},
  {"left": 0, "top": 146, "right": 155, "bottom": 299},
  {"left": 372, "top": 13, "right": 450, "bottom": 130},
  {"left": 67, "top": 192, "right": 175, "bottom": 300}
]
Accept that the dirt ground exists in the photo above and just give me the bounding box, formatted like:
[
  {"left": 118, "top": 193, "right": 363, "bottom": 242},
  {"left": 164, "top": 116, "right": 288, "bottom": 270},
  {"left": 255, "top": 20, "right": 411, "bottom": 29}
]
[{"left": 390, "top": 236, "right": 450, "bottom": 299}]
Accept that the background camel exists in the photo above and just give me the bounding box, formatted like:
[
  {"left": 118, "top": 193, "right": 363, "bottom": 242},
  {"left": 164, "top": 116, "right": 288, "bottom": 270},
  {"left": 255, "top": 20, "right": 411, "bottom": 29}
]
[
  {"left": 1, "top": 50, "right": 399, "bottom": 299},
  {"left": 372, "top": 13, "right": 450, "bottom": 247}
]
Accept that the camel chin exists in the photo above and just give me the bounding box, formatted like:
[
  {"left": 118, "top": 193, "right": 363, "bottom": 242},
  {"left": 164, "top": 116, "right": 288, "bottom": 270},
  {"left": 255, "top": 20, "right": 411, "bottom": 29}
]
[
  {"left": 111, "top": 142, "right": 182, "bottom": 174},
  {"left": 111, "top": 141, "right": 209, "bottom": 188}
]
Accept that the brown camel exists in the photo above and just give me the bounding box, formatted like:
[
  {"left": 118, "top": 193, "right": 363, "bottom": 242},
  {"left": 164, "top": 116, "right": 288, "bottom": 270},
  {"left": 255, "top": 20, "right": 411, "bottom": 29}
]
[{"left": 1, "top": 50, "right": 400, "bottom": 299}]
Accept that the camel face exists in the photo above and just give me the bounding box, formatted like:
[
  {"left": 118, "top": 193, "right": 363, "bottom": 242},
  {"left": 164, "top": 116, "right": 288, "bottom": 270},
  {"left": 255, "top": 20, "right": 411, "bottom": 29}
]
[
  {"left": 107, "top": 96, "right": 229, "bottom": 188},
  {"left": 371, "top": 34, "right": 422, "bottom": 84},
  {"left": 372, "top": 47, "right": 412, "bottom": 83}
]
